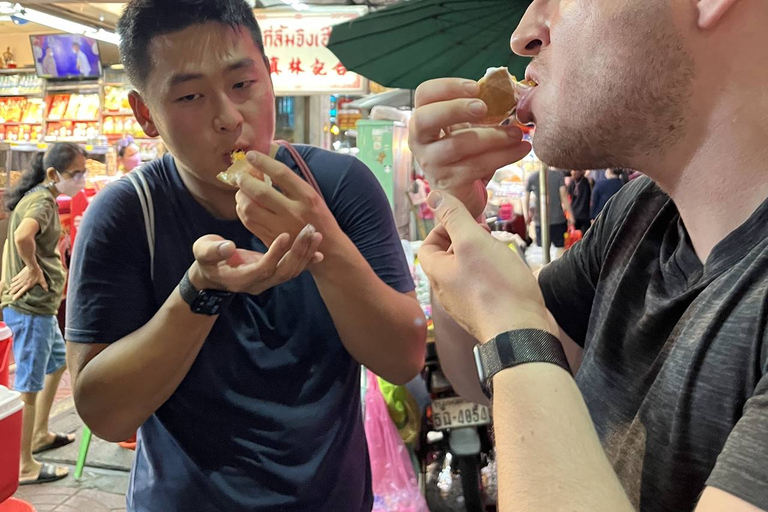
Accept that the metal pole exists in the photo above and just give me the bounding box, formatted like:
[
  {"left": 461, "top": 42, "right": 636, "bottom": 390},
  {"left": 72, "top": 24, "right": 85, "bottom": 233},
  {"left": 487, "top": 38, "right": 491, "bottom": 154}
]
[{"left": 539, "top": 164, "right": 551, "bottom": 264}]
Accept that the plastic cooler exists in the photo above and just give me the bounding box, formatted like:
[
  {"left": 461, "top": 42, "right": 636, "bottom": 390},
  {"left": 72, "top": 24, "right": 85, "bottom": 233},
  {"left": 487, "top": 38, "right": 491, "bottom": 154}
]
[
  {"left": 0, "top": 323, "right": 12, "bottom": 388},
  {"left": 0, "top": 385, "right": 23, "bottom": 503},
  {"left": 0, "top": 498, "right": 35, "bottom": 511}
]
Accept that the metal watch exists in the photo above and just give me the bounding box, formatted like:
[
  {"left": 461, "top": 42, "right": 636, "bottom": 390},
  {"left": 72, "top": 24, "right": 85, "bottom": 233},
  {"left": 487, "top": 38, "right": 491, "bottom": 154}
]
[
  {"left": 474, "top": 329, "right": 571, "bottom": 399},
  {"left": 179, "top": 270, "right": 234, "bottom": 316}
]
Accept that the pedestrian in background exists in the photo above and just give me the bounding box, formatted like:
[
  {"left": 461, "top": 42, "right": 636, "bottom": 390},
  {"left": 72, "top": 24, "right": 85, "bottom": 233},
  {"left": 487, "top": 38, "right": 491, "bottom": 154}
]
[
  {"left": 567, "top": 170, "right": 592, "bottom": 233},
  {"left": 523, "top": 169, "right": 575, "bottom": 248},
  {"left": 1, "top": 142, "right": 87, "bottom": 485},
  {"left": 591, "top": 168, "right": 624, "bottom": 221}
]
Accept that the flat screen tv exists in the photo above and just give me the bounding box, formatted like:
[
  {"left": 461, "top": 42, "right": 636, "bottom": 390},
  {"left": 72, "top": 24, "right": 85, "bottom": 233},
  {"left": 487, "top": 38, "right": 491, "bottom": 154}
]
[{"left": 30, "top": 34, "right": 102, "bottom": 80}]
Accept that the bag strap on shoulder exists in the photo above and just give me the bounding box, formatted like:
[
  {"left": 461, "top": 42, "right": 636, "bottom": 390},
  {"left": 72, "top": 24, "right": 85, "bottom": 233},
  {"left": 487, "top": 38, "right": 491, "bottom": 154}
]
[
  {"left": 126, "top": 170, "right": 155, "bottom": 282},
  {"left": 274, "top": 140, "right": 324, "bottom": 200}
]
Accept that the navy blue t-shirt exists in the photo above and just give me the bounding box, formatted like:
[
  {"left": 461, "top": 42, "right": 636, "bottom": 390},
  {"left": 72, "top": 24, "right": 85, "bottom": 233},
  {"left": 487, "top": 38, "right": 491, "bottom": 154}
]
[
  {"left": 590, "top": 178, "right": 624, "bottom": 219},
  {"left": 65, "top": 146, "right": 414, "bottom": 512}
]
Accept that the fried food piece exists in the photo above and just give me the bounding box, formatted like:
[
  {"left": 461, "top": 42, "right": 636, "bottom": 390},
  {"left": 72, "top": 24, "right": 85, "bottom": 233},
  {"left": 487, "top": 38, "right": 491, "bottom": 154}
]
[
  {"left": 217, "top": 150, "right": 272, "bottom": 187},
  {"left": 477, "top": 67, "right": 536, "bottom": 125}
]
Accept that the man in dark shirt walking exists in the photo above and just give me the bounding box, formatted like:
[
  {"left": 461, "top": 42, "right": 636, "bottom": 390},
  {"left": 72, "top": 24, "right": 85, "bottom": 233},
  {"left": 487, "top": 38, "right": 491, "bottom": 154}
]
[
  {"left": 590, "top": 168, "right": 624, "bottom": 220},
  {"left": 407, "top": 0, "right": 768, "bottom": 510},
  {"left": 566, "top": 169, "right": 591, "bottom": 233}
]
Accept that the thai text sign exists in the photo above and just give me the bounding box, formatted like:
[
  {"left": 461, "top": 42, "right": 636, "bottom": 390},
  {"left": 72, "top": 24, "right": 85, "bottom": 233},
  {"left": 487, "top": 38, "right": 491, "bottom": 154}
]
[{"left": 255, "top": 8, "right": 368, "bottom": 95}]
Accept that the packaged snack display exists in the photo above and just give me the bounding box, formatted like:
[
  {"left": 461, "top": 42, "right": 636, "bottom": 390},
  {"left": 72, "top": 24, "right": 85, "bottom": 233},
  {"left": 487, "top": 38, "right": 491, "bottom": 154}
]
[
  {"left": 103, "top": 85, "right": 132, "bottom": 112},
  {"left": 102, "top": 115, "right": 146, "bottom": 138},
  {"left": 47, "top": 95, "right": 69, "bottom": 120}
]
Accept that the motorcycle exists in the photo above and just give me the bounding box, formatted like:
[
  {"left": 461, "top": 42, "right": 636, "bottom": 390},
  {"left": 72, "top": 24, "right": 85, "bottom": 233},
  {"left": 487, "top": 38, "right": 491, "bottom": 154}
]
[{"left": 419, "top": 340, "right": 497, "bottom": 512}]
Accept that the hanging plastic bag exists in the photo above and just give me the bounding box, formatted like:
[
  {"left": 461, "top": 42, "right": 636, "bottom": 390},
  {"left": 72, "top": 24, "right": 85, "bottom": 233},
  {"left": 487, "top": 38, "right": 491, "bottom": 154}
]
[
  {"left": 377, "top": 376, "right": 421, "bottom": 446},
  {"left": 364, "top": 369, "right": 429, "bottom": 512},
  {"left": 564, "top": 224, "right": 583, "bottom": 250}
]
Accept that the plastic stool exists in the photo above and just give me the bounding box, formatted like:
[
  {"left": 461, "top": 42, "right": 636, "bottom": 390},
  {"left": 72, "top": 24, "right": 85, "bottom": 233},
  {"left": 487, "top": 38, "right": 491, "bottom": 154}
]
[
  {"left": 74, "top": 425, "right": 92, "bottom": 481},
  {"left": 0, "top": 498, "right": 36, "bottom": 511}
]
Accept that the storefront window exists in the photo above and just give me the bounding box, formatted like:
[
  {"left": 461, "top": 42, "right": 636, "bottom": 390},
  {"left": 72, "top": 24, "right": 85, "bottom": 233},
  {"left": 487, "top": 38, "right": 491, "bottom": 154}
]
[{"left": 275, "top": 96, "right": 308, "bottom": 143}]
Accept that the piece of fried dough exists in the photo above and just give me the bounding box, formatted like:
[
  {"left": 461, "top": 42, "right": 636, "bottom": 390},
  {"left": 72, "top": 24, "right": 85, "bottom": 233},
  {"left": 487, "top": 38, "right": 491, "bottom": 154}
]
[
  {"left": 217, "top": 150, "right": 272, "bottom": 187},
  {"left": 477, "top": 67, "right": 536, "bottom": 125}
]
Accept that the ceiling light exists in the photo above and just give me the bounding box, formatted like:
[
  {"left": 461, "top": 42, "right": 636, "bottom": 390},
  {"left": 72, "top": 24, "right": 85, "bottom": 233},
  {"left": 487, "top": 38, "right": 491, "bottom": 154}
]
[
  {"left": 15, "top": 4, "right": 120, "bottom": 45},
  {"left": 0, "top": 2, "right": 18, "bottom": 15}
]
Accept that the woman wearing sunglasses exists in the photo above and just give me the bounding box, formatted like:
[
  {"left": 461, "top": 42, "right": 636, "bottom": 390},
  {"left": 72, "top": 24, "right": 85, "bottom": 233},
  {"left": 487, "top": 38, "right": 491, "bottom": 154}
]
[{"left": 1, "top": 142, "right": 87, "bottom": 485}]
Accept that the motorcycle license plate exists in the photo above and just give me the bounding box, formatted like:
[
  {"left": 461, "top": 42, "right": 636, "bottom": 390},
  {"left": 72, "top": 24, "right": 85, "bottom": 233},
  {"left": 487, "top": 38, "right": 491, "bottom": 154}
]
[{"left": 431, "top": 397, "right": 491, "bottom": 431}]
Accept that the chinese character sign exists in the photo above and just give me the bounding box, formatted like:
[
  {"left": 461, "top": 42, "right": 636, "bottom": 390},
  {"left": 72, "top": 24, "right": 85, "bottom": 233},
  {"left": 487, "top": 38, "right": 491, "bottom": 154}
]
[{"left": 255, "top": 8, "right": 368, "bottom": 95}]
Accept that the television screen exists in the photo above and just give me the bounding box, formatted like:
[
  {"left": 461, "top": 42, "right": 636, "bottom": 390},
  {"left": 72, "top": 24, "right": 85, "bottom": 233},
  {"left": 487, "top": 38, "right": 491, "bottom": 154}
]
[{"left": 30, "top": 34, "right": 102, "bottom": 79}]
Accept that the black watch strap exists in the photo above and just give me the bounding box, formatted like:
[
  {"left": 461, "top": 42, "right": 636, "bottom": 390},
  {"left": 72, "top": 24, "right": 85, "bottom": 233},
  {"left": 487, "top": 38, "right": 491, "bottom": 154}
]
[
  {"left": 474, "top": 329, "right": 571, "bottom": 399},
  {"left": 179, "top": 270, "right": 234, "bottom": 316}
]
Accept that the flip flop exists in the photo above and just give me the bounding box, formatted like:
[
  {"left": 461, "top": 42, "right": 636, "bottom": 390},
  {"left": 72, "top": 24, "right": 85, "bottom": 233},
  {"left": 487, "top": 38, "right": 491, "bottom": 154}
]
[
  {"left": 19, "top": 463, "right": 69, "bottom": 486},
  {"left": 32, "top": 432, "right": 75, "bottom": 454}
]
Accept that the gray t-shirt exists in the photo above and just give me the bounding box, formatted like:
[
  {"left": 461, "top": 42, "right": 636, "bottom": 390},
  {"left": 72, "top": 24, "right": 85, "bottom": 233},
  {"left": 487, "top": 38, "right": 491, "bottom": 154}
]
[
  {"left": 526, "top": 170, "right": 567, "bottom": 226},
  {"left": 539, "top": 177, "right": 768, "bottom": 511}
]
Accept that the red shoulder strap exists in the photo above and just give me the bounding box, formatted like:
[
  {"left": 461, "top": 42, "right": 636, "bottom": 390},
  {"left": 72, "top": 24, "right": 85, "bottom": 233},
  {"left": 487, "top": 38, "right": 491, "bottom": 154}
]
[{"left": 274, "top": 140, "right": 324, "bottom": 201}]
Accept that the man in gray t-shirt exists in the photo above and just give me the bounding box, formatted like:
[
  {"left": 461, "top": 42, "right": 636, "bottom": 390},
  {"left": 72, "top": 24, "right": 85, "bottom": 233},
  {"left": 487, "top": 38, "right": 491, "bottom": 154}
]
[
  {"left": 538, "top": 177, "right": 768, "bottom": 511},
  {"left": 523, "top": 169, "right": 574, "bottom": 248}
]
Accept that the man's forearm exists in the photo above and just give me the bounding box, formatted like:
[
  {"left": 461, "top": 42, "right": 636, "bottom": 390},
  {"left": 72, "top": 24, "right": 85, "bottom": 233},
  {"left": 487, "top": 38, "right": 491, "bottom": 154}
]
[
  {"left": 71, "top": 287, "right": 216, "bottom": 441},
  {"left": 564, "top": 201, "right": 575, "bottom": 224},
  {"left": 312, "top": 233, "right": 426, "bottom": 385},
  {"left": 432, "top": 298, "right": 489, "bottom": 405},
  {"left": 432, "top": 277, "right": 583, "bottom": 406},
  {"left": 493, "top": 364, "right": 633, "bottom": 512}
]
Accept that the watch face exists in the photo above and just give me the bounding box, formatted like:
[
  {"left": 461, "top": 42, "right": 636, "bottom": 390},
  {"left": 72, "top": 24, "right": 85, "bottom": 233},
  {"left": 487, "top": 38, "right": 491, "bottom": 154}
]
[{"left": 191, "top": 290, "right": 232, "bottom": 315}]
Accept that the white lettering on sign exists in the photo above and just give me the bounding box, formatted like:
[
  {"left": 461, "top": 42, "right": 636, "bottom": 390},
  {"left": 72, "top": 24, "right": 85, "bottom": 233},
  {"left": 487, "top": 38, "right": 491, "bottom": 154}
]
[{"left": 255, "top": 8, "right": 368, "bottom": 95}]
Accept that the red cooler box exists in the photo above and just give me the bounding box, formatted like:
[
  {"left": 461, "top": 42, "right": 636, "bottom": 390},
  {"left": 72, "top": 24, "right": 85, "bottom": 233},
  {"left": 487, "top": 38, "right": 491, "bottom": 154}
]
[
  {"left": 0, "top": 386, "right": 23, "bottom": 503},
  {"left": 0, "top": 323, "right": 13, "bottom": 388}
]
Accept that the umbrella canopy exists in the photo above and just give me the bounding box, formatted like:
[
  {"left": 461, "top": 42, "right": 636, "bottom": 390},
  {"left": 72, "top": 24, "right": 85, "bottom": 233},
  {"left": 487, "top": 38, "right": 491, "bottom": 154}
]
[{"left": 328, "top": 0, "right": 533, "bottom": 90}]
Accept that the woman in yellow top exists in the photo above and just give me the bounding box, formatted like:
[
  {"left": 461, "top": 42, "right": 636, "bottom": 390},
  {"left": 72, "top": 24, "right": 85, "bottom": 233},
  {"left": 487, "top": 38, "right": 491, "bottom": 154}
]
[{"left": 1, "top": 142, "right": 87, "bottom": 485}]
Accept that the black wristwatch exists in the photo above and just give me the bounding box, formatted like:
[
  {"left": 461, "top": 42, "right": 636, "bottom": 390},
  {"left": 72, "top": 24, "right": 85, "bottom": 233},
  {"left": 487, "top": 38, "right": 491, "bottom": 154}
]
[
  {"left": 179, "top": 270, "right": 234, "bottom": 316},
  {"left": 474, "top": 329, "right": 571, "bottom": 399}
]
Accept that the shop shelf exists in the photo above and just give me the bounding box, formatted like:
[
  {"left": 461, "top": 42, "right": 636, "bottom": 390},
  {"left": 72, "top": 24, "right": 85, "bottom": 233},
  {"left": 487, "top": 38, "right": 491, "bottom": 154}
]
[{"left": 45, "top": 119, "right": 101, "bottom": 123}]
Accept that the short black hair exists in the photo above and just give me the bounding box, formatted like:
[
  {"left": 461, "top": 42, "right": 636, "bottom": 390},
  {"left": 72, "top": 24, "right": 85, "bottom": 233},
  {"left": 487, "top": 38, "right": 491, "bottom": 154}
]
[{"left": 117, "top": 0, "right": 266, "bottom": 91}]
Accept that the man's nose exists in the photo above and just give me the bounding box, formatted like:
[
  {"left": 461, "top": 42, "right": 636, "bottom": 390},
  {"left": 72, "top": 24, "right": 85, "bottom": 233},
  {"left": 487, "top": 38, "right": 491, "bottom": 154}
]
[
  {"left": 510, "top": 0, "right": 551, "bottom": 57},
  {"left": 213, "top": 96, "right": 244, "bottom": 134}
]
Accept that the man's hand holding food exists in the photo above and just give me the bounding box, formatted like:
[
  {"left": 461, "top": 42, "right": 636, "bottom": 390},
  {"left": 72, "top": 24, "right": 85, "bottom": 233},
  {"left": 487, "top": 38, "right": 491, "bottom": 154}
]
[
  {"left": 418, "top": 191, "right": 556, "bottom": 345},
  {"left": 187, "top": 150, "right": 340, "bottom": 295},
  {"left": 409, "top": 76, "right": 533, "bottom": 219}
]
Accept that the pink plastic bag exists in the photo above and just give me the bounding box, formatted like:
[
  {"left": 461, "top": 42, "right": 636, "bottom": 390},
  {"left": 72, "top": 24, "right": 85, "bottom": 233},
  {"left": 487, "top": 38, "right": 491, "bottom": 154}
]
[{"left": 364, "top": 370, "right": 429, "bottom": 512}]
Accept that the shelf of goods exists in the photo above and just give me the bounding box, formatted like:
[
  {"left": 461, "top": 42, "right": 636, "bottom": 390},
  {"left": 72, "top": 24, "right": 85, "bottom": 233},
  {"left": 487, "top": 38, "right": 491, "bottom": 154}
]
[
  {"left": 0, "top": 69, "right": 152, "bottom": 143},
  {"left": 0, "top": 142, "right": 110, "bottom": 189}
]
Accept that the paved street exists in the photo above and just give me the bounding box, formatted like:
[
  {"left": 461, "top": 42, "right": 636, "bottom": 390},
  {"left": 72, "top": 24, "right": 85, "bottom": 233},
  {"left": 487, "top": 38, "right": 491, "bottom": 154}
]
[{"left": 7, "top": 370, "right": 132, "bottom": 512}]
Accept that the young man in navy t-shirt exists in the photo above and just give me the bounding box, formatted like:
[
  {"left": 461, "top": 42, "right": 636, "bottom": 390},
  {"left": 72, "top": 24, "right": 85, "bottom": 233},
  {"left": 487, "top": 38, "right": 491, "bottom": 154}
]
[{"left": 65, "top": 1, "right": 426, "bottom": 511}]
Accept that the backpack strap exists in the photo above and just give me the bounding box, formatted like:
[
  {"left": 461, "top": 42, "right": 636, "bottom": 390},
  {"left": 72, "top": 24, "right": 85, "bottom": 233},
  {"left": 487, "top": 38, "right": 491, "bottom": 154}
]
[{"left": 125, "top": 170, "right": 155, "bottom": 282}]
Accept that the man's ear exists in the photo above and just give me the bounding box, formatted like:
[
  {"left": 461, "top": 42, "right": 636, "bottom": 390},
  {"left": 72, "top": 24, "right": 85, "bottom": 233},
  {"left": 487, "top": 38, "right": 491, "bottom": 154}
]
[
  {"left": 129, "top": 91, "right": 159, "bottom": 138},
  {"left": 697, "top": 0, "right": 741, "bottom": 28}
]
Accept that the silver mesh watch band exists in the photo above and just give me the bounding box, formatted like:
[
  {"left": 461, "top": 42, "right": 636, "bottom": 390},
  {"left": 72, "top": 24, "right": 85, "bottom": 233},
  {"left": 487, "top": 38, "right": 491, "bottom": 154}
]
[{"left": 474, "top": 329, "right": 572, "bottom": 399}]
